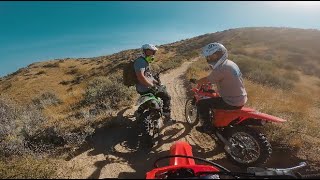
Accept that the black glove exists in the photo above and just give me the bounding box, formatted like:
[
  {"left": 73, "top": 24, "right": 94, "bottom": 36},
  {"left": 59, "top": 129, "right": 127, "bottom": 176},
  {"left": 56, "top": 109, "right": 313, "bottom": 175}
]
[
  {"left": 154, "top": 73, "right": 160, "bottom": 82},
  {"left": 190, "top": 78, "right": 197, "bottom": 84},
  {"left": 150, "top": 85, "right": 159, "bottom": 94},
  {"left": 151, "top": 84, "right": 166, "bottom": 94}
]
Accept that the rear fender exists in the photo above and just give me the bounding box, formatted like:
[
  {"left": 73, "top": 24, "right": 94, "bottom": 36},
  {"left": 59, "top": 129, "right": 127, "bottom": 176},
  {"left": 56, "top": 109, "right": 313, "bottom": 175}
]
[
  {"left": 214, "top": 108, "right": 286, "bottom": 127},
  {"left": 236, "top": 111, "right": 286, "bottom": 125},
  {"left": 234, "top": 118, "right": 267, "bottom": 126}
]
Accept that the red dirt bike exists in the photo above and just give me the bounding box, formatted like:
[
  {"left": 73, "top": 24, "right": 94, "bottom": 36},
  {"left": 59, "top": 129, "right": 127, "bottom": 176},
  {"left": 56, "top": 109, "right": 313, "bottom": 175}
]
[
  {"left": 146, "top": 141, "right": 318, "bottom": 179},
  {"left": 184, "top": 80, "right": 287, "bottom": 167}
]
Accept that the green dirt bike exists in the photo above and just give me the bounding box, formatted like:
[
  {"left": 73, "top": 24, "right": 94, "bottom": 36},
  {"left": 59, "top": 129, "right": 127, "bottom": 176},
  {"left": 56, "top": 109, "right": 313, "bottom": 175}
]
[{"left": 134, "top": 74, "right": 166, "bottom": 148}]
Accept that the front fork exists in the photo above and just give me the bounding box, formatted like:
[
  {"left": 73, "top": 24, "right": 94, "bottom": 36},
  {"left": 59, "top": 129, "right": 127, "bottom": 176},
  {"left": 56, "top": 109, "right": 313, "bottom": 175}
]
[
  {"left": 192, "top": 96, "right": 234, "bottom": 155},
  {"left": 136, "top": 99, "right": 163, "bottom": 117},
  {"left": 137, "top": 100, "right": 163, "bottom": 128},
  {"left": 214, "top": 130, "right": 233, "bottom": 155}
]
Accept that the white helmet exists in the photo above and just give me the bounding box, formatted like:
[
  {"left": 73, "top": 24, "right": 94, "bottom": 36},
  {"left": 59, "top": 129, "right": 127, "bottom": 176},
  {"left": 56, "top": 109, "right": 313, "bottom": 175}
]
[
  {"left": 202, "top": 42, "right": 227, "bottom": 58},
  {"left": 141, "top": 44, "right": 158, "bottom": 51}
]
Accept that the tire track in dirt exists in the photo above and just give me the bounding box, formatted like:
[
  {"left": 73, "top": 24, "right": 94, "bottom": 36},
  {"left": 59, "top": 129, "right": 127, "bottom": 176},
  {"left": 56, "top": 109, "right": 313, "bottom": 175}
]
[
  {"left": 56, "top": 58, "right": 236, "bottom": 179},
  {"left": 57, "top": 58, "right": 315, "bottom": 179},
  {"left": 160, "top": 60, "right": 194, "bottom": 123},
  {"left": 158, "top": 58, "right": 219, "bottom": 153}
]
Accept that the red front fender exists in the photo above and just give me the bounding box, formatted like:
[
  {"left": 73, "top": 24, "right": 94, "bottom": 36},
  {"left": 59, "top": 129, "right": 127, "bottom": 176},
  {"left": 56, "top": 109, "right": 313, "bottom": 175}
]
[
  {"left": 169, "top": 141, "right": 195, "bottom": 166},
  {"left": 145, "top": 141, "right": 219, "bottom": 179}
]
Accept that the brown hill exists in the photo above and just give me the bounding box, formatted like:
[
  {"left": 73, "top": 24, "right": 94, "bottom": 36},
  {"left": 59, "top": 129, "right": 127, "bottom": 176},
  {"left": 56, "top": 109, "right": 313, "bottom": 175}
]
[{"left": 0, "top": 27, "right": 319, "bottom": 167}]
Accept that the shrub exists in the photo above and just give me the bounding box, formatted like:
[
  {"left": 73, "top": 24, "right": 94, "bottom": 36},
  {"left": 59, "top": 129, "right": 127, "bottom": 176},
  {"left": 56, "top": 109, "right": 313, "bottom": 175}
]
[
  {"left": 185, "top": 58, "right": 210, "bottom": 80},
  {"left": 0, "top": 96, "right": 47, "bottom": 157},
  {"left": 70, "top": 76, "right": 84, "bottom": 85},
  {"left": 66, "top": 68, "right": 78, "bottom": 75},
  {"left": 158, "top": 56, "right": 184, "bottom": 72},
  {"left": 283, "top": 71, "right": 300, "bottom": 82},
  {"left": 83, "top": 75, "right": 136, "bottom": 110},
  {"left": 35, "top": 71, "right": 46, "bottom": 75},
  {"left": 1, "top": 82, "right": 12, "bottom": 91},
  {"left": 5, "top": 68, "right": 27, "bottom": 78},
  {"left": 43, "top": 62, "right": 60, "bottom": 68},
  {"left": 286, "top": 53, "right": 305, "bottom": 66},
  {"left": 300, "top": 64, "right": 319, "bottom": 76},
  {"left": 182, "top": 50, "right": 199, "bottom": 60},
  {"left": 230, "top": 48, "right": 244, "bottom": 55},
  {"left": 62, "top": 126, "right": 94, "bottom": 146},
  {"left": 0, "top": 96, "right": 26, "bottom": 157},
  {"left": 27, "top": 126, "right": 65, "bottom": 151},
  {"left": 59, "top": 80, "right": 70, "bottom": 86},
  {"left": 274, "top": 61, "right": 295, "bottom": 71},
  {"left": 32, "top": 92, "right": 62, "bottom": 109},
  {"left": 248, "top": 69, "right": 294, "bottom": 90},
  {"left": 263, "top": 54, "right": 273, "bottom": 61},
  {"left": 233, "top": 56, "right": 295, "bottom": 90}
]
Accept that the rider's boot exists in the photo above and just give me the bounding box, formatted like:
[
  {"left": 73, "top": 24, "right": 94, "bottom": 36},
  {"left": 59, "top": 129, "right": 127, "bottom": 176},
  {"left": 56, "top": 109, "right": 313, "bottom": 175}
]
[
  {"left": 163, "top": 109, "right": 176, "bottom": 125},
  {"left": 139, "top": 135, "right": 153, "bottom": 149},
  {"left": 196, "top": 113, "right": 212, "bottom": 133},
  {"left": 135, "top": 106, "right": 144, "bottom": 120}
]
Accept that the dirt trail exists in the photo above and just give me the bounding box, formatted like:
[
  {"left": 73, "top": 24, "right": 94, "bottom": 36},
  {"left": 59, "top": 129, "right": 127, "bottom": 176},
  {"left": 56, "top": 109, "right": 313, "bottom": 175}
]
[{"left": 57, "top": 58, "right": 313, "bottom": 179}]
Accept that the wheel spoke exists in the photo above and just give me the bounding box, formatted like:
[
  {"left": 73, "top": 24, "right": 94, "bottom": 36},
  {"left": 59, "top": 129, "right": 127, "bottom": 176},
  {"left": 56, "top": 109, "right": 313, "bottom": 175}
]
[
  {"left": 228, "top": 132, "right": 261, "bottom": 164},
  {"left": 186, "top": 100, "right": 198, "bottom": 124}
]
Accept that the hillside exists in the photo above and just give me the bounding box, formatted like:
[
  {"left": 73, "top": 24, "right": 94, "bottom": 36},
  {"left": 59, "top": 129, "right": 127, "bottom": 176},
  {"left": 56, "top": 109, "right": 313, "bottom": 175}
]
[{"left": 0, "top": 27, "right": 320, "bottom": 178}]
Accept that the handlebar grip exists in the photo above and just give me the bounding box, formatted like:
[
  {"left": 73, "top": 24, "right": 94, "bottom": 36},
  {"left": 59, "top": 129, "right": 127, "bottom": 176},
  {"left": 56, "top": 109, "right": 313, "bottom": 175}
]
[
  {"left": 301, "top": 173, "right": 320, "bottom": 179},
  {"left": 190, "top": 78, "right": 197, "bottom": 84},
  {"left": 253, "top": 170, "right": 298, "bottom": 179}
]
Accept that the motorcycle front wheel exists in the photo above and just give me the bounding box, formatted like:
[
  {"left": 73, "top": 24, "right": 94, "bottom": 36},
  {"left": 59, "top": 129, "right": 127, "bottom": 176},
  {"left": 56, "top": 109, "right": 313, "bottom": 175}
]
[
  {"left": 185, "top": 98, "right": 199, "bottom": 126},
  {"left": 140, "top": 110, "right": 161, "bottom": 148}
]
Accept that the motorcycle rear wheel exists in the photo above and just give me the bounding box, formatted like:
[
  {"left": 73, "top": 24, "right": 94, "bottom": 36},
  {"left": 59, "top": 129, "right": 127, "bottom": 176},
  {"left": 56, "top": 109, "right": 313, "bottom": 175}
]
[{"left": 223, "top": 126, "right": 272, "bottom": 167}]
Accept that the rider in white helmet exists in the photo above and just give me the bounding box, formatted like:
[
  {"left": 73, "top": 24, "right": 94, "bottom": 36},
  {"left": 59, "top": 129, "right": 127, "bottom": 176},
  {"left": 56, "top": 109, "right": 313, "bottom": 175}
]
[
  {"left": 134, "top": 43, "right": 175, "bottom": 124},
  {"left": 195, "top": 42, "right": 248, "bottom": 132},
  {"left": 141, "top": 44, "right": 158, "bottom": 63}
]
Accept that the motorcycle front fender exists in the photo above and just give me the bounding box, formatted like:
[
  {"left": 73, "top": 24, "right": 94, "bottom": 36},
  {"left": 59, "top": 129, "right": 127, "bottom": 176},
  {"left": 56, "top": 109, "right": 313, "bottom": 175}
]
[{"left": 136, "top": 93, "right": 159, "bottom": 106}]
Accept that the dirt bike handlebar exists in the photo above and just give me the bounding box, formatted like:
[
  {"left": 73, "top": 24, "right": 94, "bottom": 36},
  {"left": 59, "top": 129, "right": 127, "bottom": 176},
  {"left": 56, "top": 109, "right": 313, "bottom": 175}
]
[
  {"left": 189, "top": 79, "right": 216, "bottom": 95},
  {"left": 152, "top": 155, "right": 316, "bottom": 179},
  {"left": 269, "top": 162, "right": 307, "bottom": 172},
  {"left": 299, "top": 173, "right": 320, "bottom": 179},
  {"left": 196, "top": 162, "right": 310, "bottom": 179},
  {"left": 154, "top": 72, "right": 163, "bottom": 84},
  {"left": 153, "top": 155, "right": 231, "bottom": 172}
]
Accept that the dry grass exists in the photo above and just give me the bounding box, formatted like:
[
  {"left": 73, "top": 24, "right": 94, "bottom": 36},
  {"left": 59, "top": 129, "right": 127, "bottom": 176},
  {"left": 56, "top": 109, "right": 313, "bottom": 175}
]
[
  {"left": 185, "top": 57, "right": 211, "bottom": 80},
  {"left": 0, "top": 27, "right": 320, "bottom": 175},
  {"left": 0, "top": 155, "right": 61, "bottom": 179}
]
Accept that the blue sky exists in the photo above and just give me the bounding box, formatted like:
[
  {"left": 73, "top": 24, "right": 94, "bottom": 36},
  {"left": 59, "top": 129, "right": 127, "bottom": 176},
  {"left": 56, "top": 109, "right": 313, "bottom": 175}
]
[{"left": 1, "top": 1, "right": 320, "bottom": 77}]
